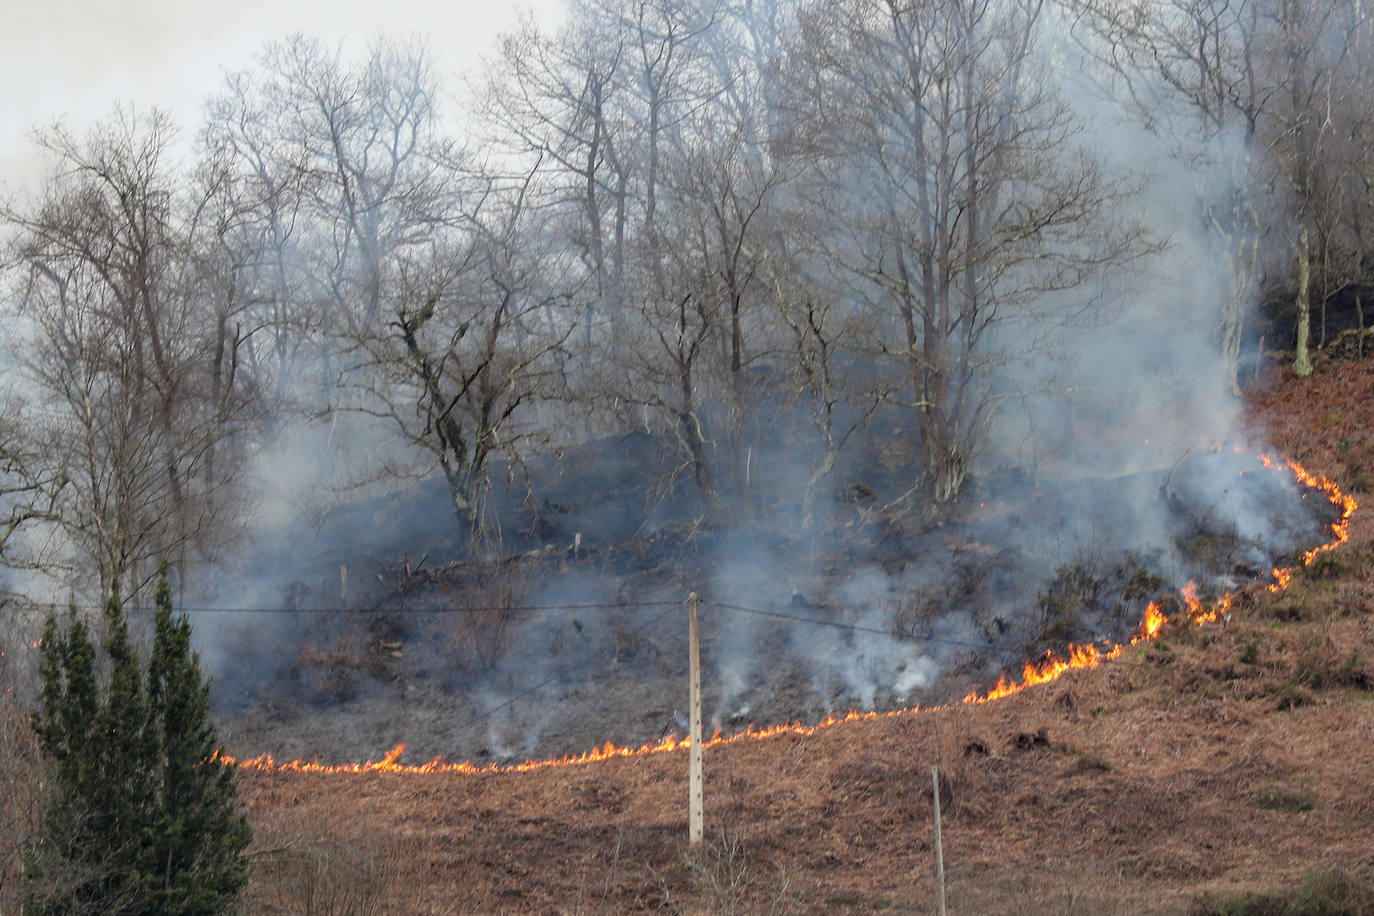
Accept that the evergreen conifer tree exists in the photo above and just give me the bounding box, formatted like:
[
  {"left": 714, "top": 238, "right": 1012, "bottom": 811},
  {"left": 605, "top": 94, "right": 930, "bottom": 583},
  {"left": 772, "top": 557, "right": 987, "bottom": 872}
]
[
  {"left": 25, "top": 571, "right": 252, "bottom": 914},
  {"left": 145, "top": 572, "right": 252, "bottom": 913}
]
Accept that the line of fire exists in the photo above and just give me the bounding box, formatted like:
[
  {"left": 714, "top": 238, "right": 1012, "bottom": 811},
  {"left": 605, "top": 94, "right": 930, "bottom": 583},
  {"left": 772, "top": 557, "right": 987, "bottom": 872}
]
[{"left": 212, "top": 451, "right": 1357, "bottom": 776}]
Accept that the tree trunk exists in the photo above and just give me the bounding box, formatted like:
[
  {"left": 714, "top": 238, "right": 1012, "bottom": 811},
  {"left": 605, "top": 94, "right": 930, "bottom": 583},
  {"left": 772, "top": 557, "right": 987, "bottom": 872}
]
[
  {"left": 800, "top": 450, "right": 838, "bottom": 528},
  {"left": 1294, "top": 228, "right": 1313, "bottom": 377},
  {"left": 1358, "top": 294, "right": 1365, "bottom": 360},
  {"left": 1220, "top": 296, "right": 1244, "bottom": 396},
  {"left": 923, "top": 415, "right": 967, "bottom": 507}
]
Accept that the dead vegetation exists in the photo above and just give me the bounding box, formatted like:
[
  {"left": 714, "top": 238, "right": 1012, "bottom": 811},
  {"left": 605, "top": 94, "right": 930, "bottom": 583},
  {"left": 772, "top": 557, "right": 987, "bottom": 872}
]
[
  {"left": 0, "top": 612, "right": 46, "bottom": 914},
  {"left": 243, "top": 812, "right": 423, "bottom": 915}
]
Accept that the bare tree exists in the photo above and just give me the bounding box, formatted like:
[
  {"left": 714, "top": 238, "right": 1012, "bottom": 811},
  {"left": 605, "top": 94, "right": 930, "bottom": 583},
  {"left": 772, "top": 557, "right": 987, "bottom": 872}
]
[
  {"left": 790, "top": 0, "right": 1146, "bottom": 506},
  {"left": 488, "top": 6, "right": 638, "bottom": 321},
  {"left": 490, "top": 0, "right": 829, "bottom": 518},
  {"left": 1072, "top": 0, "right": 1373, "bottom": 382},
  {"left": 1317, "top": 0, "right": 1374, "bottom": 353},
  {"left": 201, "top": 67, "right": 327, "bottom": 414},
  {"left": 211, "top": 38, "right": 581, "bottom": 546},
  {"left": 0, "top": 608, "right": 46, "bottom": 912},
  {"left": 341, "top": 163, "right": 577, "bottom": 541},
  {"left": 774, "top": 288, "right": 891, "bottom": 525},
  {"left": 2, "top": 109, "right": 255, "bottom": 600},
  {"left": 0, "top": 404, "right": 65, "bottom": 576},
  {"left": 487, "top": 1, "right": 720, "bottom": 507}
]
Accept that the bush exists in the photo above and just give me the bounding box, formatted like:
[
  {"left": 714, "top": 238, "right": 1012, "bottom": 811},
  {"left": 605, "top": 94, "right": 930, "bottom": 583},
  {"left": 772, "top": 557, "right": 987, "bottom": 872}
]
[
  {"left": 1197, "top": 867, "right": 1374, "bottom": 915},
  {"left": 246, "top": 834, "right": 403, "bottom": 916}
]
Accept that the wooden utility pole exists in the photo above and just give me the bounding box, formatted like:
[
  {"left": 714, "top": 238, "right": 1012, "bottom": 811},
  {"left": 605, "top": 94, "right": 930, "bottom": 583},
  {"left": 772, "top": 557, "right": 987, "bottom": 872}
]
[
  {"left": 689, "top": 592, "right": 703, "bottom": 847},
  {"left": 932, "top": 766, "right": 946, "bottom": 916}
]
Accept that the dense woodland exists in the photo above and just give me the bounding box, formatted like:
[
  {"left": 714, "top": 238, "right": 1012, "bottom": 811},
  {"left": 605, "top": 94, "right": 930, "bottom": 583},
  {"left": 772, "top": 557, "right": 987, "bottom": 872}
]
[{"left": 1, "top": 0, "right": 1372, "bottom": 606}]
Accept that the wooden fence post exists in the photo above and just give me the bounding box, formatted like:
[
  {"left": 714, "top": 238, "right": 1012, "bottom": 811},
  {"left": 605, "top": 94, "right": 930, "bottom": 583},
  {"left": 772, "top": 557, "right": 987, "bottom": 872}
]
[
  {"left": 689, "top": 593, "right": 703, "bottom": 847},
  {"left": 932, "top": 766, "right": 946, "bottom": 916}
]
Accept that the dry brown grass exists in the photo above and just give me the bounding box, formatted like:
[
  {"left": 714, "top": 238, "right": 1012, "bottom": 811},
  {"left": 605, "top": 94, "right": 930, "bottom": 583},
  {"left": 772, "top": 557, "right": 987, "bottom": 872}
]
[
  {"left": 0, "top": 611, "right": 48, "bottom": 913},
  {"left": 243, "top": 806, "right": 425, "bottom": 915}
]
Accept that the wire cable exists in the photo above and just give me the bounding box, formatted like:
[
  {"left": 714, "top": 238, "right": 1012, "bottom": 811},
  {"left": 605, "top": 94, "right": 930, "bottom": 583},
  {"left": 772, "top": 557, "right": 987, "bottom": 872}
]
[
  {"left": 706, "top": 599, "right": 994, "bottom": 650},
  {"left": 13, "top": 599, "right": 682, "bottom": 616},
  {"left": 463, "top": 600, "right": 683, "bottom": 730}
]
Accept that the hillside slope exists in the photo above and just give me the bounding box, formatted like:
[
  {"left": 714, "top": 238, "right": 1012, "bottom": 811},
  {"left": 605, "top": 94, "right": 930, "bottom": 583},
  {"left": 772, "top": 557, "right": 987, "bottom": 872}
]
[{"left": 239, "top": 360, "right": 1374, "bottom": 915}]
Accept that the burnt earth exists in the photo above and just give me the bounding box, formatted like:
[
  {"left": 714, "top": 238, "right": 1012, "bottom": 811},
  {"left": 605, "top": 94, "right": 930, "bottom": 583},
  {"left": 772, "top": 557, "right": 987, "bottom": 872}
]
[{"left": 214, "top": 441, "right": 1330, "bottom": 766}]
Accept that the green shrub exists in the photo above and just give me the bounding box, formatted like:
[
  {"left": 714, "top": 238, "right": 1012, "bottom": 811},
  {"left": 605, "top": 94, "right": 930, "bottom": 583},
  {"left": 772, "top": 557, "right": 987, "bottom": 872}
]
[
  {"left": 1198, "top": 867, "right": 1374, "bottom": 915},
  {"left": 1254, "top": 785, "right": 1316, "bottom": 813}
]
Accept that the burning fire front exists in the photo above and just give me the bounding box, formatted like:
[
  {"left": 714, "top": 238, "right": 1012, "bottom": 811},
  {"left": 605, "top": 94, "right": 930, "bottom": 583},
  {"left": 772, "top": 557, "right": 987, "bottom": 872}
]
[{"left": 216, "top": 453, "right": 1356, "bottom": 776}]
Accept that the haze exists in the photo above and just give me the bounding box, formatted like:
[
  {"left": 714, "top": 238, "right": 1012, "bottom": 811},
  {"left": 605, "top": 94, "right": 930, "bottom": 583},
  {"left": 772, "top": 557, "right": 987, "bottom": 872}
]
[{"left": 0, "top": 0, "right": 564, "bottom": 191}]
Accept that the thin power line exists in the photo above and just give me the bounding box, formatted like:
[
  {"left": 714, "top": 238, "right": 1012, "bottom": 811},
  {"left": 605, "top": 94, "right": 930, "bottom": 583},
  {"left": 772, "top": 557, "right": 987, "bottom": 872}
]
[
  {"left": 464, "top": 601, "right": 684, "bottom": 729},
  {"left": 14, "top": 600, "right": 682, "bottom": 615},
  {"left": 13, "top": 596, "right": 1156, "bottom": 661},
  {"left": 707, "top": 599, "right": 1010, "bottom": 651},
  {"left": 708, "top": 599, "right": 1186, "bottom": 666}
]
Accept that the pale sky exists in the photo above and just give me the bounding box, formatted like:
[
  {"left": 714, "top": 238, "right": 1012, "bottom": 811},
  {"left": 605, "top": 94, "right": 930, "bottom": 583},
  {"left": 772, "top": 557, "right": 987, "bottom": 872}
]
[{"left": 0, "top": 0, "right": 566, "bottom": 194}]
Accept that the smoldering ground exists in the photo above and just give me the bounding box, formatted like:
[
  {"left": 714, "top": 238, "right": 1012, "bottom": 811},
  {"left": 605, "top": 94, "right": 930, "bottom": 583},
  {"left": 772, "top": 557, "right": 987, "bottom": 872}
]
[{"left": 191, "top": 413, "right": 1334, "bottom": 765}]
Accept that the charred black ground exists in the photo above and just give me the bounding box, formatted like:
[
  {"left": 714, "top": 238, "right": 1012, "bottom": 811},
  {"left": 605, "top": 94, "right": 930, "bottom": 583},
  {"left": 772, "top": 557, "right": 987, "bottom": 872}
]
[{"left": 205, "top": 429, "right": 1336, "bottom": 766}]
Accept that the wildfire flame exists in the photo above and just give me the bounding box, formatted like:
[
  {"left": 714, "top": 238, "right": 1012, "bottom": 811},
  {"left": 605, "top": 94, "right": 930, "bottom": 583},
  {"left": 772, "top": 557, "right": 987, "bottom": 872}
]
[
  {"left": 214, "top": 711, "right": 927, "bottom": 775},
  {"left": 220, "top": 452, "right": 1355, "bottom": 776}
]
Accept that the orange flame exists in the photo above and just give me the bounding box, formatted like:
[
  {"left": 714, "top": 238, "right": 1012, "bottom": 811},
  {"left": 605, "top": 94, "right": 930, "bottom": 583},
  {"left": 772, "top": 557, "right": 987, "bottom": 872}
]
[
  {"left": 219, "top": 716, "right": 926, "bottom": 775},
  {"left": 1134, "top": 601, "right": 1167, "bottom": 642},
  {"left": 224, "top": 452, "right": 1356, "bottom": 776},
  {"left": 957, "top": 453, "right": 1354, "bottom": 704},
  {"left": 961, "top": 642, "right": 1125, "bottom": 705},
  {"left": 1268, "top": 567, "right": 1293, "bottom": 593}
]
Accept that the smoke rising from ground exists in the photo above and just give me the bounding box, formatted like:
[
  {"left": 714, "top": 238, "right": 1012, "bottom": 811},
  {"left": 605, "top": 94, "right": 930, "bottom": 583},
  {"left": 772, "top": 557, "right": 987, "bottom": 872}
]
[{"left": 0, "top": 0, "right": 1350, "bottom": 764}]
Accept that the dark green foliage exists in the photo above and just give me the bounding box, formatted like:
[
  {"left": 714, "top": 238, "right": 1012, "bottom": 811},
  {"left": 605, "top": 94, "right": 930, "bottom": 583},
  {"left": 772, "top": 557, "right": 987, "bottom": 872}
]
[
  {"left": 1306, "top": 553, "right": 1346, "bottom": 579},
  {"left": 1254, "top": 784, "right": 1317, "bottom": 813},
  {"left": 1123, "top": 565, "right": 1166, "bottom": 601},
  {"left": 1268, "top": 681, "right": 1316, "bottom": 710},
  {"left": 1031, "top": 557, "right": 1166, "bottom": 652},
  {"left": 24, "top": 570, "right": 252, "bottom": 914},
  {"left": 1197, "top": 867, "right": 1374, "bottom": 915},
  {"left": 1337, "top": 651, "right": 1368, "bottom": 689},
  {"left": 1035, "top": 563, "right": 1099, "bottom": 645},
  {"left": 145, "top": 574, "right": 253, "bottom": 913},
  {"left": 25, "top": 591, "right": 158, "bottom": 912}
]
